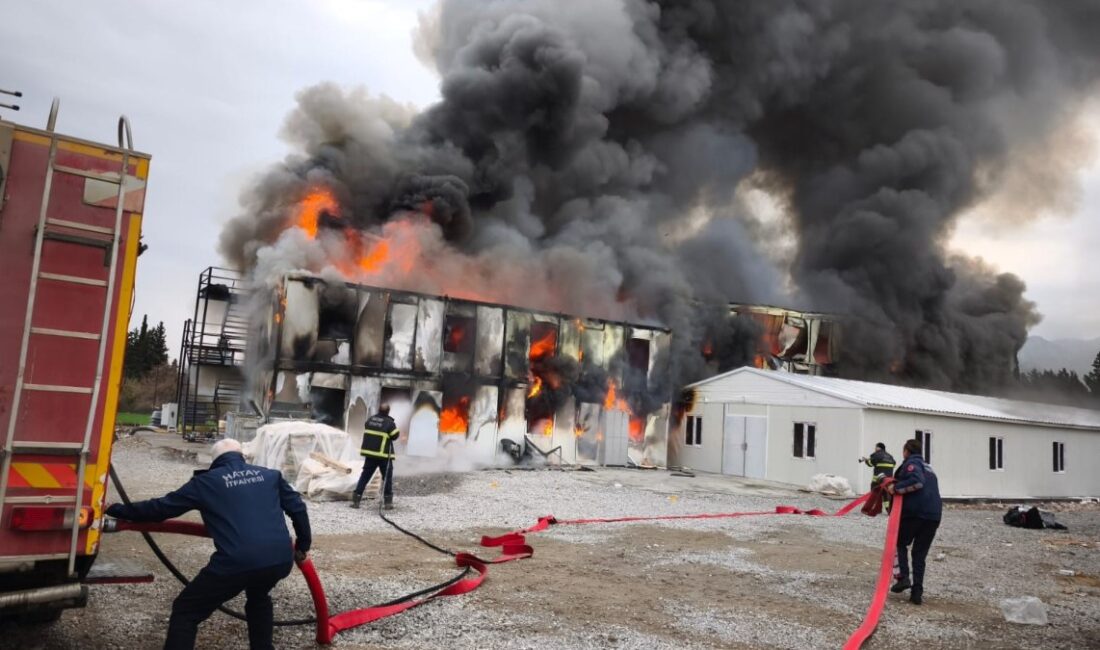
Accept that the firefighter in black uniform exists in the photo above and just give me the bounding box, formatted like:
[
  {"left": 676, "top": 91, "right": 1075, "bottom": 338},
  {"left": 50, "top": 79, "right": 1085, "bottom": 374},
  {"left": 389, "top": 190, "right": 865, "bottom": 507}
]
[
  {"left": 860, "top": 442, "right": 896, "bottom": 510},
  {"left": 351, "top": 404, "right": 400, "bottom": 510}
]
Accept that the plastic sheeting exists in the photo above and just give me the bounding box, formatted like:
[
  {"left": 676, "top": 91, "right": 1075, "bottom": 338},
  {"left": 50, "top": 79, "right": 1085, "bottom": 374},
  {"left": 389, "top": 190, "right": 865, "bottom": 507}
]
[
  {"left": 244, "top": 421, "right": 362, "bottom": 500},
  {"left": 809, "top": 473, "right": 854, "bottom": 497}
]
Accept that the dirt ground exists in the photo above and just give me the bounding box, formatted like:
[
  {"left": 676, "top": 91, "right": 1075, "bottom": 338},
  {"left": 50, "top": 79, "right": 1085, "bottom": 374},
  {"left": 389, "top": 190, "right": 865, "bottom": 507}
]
[{"left": 4, "top": 436, "right": 1100, "bottom": 649}]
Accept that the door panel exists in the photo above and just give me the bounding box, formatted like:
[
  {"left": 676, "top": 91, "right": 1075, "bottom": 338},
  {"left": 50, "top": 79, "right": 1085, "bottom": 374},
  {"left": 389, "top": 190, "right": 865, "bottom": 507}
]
[
  {"left": 744, "top": 416, "right": 768, "bottom": 479},
  {"left": 722, "top": 413, "right": 746, "bottom": 476}
]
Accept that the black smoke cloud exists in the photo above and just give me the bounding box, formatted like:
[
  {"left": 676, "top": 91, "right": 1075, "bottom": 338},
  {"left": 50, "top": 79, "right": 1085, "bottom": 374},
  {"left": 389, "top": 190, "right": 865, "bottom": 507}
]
[{"left": 221, "top": 0, "right": 1100, "bottom": 394}]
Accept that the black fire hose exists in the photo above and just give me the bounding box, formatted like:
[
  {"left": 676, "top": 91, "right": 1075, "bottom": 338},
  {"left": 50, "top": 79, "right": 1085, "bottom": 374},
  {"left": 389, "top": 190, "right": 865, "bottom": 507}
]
[{"left": 107, "top": 460, "right": 469, "bottom": 627}]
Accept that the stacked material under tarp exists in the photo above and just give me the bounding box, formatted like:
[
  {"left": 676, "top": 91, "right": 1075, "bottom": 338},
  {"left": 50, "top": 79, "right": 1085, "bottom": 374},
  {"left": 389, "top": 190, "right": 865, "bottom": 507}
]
[{"left": 244, "top": 421, "right": 362, "bottom": 500}]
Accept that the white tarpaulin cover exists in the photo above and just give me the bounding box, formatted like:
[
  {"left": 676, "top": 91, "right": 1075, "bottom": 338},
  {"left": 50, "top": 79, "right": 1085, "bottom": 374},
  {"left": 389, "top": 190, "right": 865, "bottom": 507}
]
[
  {"left": 808, "top": 473, "right": 854, "bottom": 497},
  {"left": 244, "top": 421, "right": 362, "bottom": 500}
]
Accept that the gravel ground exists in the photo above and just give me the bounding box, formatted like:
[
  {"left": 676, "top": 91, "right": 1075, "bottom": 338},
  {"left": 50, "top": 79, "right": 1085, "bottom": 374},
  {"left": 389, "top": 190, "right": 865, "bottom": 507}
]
[{"left": 4, "top": 434, "right": 1099, "bottom": 649}]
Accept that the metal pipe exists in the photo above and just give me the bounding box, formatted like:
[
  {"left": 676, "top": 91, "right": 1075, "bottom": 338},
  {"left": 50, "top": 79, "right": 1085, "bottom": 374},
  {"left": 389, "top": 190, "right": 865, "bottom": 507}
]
[
  {"left": 0, "top": 583, "right": 85, "bottom": 610},
  {"left": 0, "top": 102, "right": 19, "bottom": 111},
  {"left": 0, "top": 88, "right": 22, "bottom": 97}
]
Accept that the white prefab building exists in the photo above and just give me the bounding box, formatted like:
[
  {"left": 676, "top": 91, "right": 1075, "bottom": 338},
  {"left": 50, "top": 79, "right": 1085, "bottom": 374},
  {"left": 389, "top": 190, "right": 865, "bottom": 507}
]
[{"left": 673, "top": 368, "right": 1100, "bottom": 499}]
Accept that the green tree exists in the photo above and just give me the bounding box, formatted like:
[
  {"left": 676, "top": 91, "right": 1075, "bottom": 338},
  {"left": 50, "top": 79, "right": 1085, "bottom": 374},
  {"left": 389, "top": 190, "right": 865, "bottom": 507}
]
[
  {"left": 1086, "top": 350, "right": 1100, "bottom": 402},
  {"left": 123, "top": 315, "right": 169, "bottom": 379}
]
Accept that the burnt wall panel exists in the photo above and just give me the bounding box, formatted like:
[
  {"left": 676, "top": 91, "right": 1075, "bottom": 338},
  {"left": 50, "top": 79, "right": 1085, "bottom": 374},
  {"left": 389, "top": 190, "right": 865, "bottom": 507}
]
[
  {"left": 469, "top": 385, "right": 500, "bottom": 462},
  {"left": 474, "top": 306, "right": 504, "bottom": 377},
  {"left": 384, "top": 301, "right": 417, "bottom": 371},
  {"left": 281, "top": 280, "right": 318, "bottom": 360},
  {"left": 354, "top": 289, "right": 388, "bottom": 366},
  {"left": 441, "top": 303, "right": 476, "bottom": 374},
  {"left": 504, "top": 311, "right": 532, "bottom": 380},
  {"left": 415, "top": 298, "right": 445, "bottom": 373},
  {"left": 576, "top": 403, "right": 602, "bottom": 465}
]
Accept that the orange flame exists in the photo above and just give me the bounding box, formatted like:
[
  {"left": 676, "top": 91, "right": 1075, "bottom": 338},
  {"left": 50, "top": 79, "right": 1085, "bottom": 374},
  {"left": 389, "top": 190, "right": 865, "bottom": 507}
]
[
  {"left": 629, "top": 416, "right": 645, "bottom": 443},
  {"left": 530, "top": 329, "right": 557, "bottom": 360},
  {"left": 527, "top": 376, "right": 543, "bottom": 398},
  {"left": 603, "top": 379, "right": 630, "bottom": 412},
  {"left": 295, "top": 188, "right": 339, "bottom": 239},
  {"left": 574, "top": 426, "right": 585, "bottom": 438},
  {"left": 439, "top": 396, "right": 471, "bottom": 435},
  {"left": 357, "top": 237, "right": 390, "bottom": 273},
  {"left": 702, "top": 339, "right": 714, "bottom": 358},
  {"left": 542, "top": 419, "right": 554, "bottom": 437}
]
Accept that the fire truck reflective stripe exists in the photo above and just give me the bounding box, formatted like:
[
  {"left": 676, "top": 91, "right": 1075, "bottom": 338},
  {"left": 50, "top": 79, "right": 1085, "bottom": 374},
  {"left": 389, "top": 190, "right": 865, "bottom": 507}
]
[
  {"left": 7, "top": 463, "right": 94, "bottom": 489},
  {"left": 38, "top": 272, "right": 108, "bottom": 287},
  {"left": 6, "top": 468, "right": 31, "bottom": 488},
  {"left": 12, "top": 463, "right": 62, "bottom": 489}
]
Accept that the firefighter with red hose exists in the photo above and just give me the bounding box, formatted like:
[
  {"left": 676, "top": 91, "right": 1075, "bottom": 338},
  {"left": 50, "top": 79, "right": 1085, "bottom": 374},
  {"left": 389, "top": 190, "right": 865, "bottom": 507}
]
[
  {"left": 887, "top": 438, "right": 942, "bottom": 605},
  {"left": 105, "top": 438, "right": 311, "bottom": 650}
]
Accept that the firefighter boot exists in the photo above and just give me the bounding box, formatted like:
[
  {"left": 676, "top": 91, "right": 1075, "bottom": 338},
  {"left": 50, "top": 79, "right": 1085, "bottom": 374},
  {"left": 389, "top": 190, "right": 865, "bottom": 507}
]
[
  {"left": 350, "top": 493, "right": 362, "bottom": 509},
  {"left": 909, "top": 587, "right": 923, "bottom": 605},
  {"left": 383, "top": 497, "right": 394, "bottom": 511},
  {"left": 891, "top": 577, "right": 912, "bottom": 593}
]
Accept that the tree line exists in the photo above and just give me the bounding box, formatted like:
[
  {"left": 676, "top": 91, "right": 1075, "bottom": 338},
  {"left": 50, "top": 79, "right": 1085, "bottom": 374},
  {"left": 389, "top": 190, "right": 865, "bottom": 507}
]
[
  {"left": 1014, "top": 350, "right": 1100, "bottom": 409},
  {"left": 119, "top": 315, "right": 175, "bottom": 414}
]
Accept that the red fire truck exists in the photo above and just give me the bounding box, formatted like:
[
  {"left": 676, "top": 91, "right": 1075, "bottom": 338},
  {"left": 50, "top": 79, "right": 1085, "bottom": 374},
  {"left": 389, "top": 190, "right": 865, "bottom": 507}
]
[{"left": 0, "top": 98, "right": 151, "bottom": 621}]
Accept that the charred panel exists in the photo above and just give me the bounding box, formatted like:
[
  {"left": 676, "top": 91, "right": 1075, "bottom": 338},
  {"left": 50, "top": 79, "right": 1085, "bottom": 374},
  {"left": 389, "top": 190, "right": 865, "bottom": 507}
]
[
  {"left": 353, "top": 289, "right": 388, "bottom": 366},
  {"left": 504, "top": 311, "right": 531, "bottom": 380},
  {"left": 474, "top": 306, "right": 504, "bottom": 377},
  {"left": 415, "top": 298, "right": 445, "bottom": 373},
  {"left": 384, "top": 300, "right": 418, "bottom": 370},
  {"left": 441, "top": 304, "right": 476, "bottom": 374},
  {"left": 281, "top": 280, "right": 318, "bottom": 360}
]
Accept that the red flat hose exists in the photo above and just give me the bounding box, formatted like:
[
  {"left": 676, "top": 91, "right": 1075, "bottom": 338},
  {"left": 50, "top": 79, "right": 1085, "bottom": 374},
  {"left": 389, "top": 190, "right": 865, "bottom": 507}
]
[
  {"left": 110, "top": 488, "right": 894, "bottom": 647},
  {"left": 843, "top": 492, "right": 902, "bottom": 649}
]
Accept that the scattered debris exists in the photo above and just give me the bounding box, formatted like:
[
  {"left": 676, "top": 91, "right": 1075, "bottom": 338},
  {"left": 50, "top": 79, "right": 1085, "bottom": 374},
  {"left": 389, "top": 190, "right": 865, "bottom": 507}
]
[
  {"left": 1004, "top": 506, "right": 1068, "bottom": 530},
  {"left": 1041, "top": 536, "right": 1099, "bottom": 549},
  {"left": 1058, "top": 569, "right": 1076, "bottom": 577},
  {"left": 1000, "top": 597, "right": 1049, "bottom": 626},
  {"left": 935, "top": 553, "right": 947, "bottom": 561}
]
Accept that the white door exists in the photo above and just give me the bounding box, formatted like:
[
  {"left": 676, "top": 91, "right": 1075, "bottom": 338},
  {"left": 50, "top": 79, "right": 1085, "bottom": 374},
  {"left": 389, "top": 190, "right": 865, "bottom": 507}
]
[
  {"left": 722, "top": 413, "right": 746, "bottom": 476},
  {"left": 744, "top": 416, "right": 768, "bottom": 479},
  {"left": 602, "top": 409, "right": 630, "bottom": 466}
]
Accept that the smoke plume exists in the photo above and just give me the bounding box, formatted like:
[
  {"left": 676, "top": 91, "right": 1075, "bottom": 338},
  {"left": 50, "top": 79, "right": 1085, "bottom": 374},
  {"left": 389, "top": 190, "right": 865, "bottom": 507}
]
[{"left": 220, "top": 0, "right": 1100, "bottom": 394}]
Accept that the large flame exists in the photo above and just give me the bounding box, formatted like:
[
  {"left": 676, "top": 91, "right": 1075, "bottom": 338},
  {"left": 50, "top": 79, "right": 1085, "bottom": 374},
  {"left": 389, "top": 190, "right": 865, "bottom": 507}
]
[
  {"left": 603, "top": 378, "right": 630, "bottom": 412},
  {"left": 542, "top": 419, "right": 554, "bottom": 437},
  {"left": 439, "top": 396, "right": 471, "bottom": 435},
  {"left": 295, "top": 188, "right": 339, "bottom": 239},
  {"left": 530, "top": 328, "right": 557, "bottom": 360}
]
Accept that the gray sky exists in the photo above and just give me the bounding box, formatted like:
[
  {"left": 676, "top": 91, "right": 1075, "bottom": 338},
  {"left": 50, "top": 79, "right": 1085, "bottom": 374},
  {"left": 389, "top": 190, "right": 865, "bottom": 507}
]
[{"left": 3, "top": 0, "right": 1097, "bottom": 359}]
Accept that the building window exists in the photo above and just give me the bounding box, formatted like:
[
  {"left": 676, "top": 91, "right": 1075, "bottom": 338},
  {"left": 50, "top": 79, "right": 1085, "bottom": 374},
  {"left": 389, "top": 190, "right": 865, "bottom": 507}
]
[
  {"left": 1053, "top": 442, "right": 1065, "bottom": 473},
  {"left": 988, "top": 436, "right": 1004, "bottom": 471},
  {"left": 793, "top": 422, "right": 816, "bottom": 458},
  {"left": 685, "top": 416, "right": 703, "bottom": 447},
  {"left": 915, "top": 429, "right": 932, "bottom": 463}
]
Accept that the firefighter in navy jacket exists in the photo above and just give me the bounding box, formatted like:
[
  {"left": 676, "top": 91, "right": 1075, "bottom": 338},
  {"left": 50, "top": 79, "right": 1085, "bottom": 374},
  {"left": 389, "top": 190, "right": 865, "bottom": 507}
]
[
  {"left": 351, "top": 403, "right": 400, "bottom": 510},
  {"left": 106, "top": 438, "right": 311, "bottom": 650},
  {"left": 886, "top": 438, "right": 942, "bottom": 605}
]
